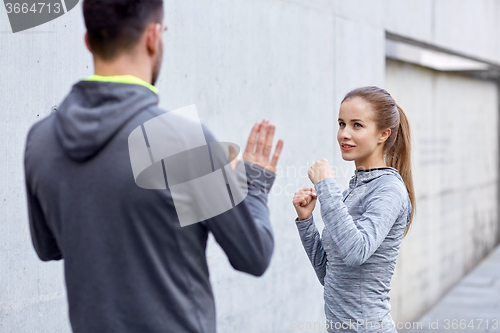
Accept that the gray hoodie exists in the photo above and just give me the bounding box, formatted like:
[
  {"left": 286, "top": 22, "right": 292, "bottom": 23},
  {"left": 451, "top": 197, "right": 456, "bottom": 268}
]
[
  {"left": 24, "top": 78, "right": 276, "bottom": 333},
  {"left": 295, "top": 167, "right": 411, "bottom": 333}
]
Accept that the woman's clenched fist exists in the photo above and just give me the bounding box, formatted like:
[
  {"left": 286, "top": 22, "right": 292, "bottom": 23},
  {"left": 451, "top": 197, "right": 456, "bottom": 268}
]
[{"left": 293, "top": 188, "right": 318, "bottom": 221}]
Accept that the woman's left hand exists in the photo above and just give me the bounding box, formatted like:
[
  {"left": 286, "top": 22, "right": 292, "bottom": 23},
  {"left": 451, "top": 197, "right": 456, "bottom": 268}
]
[{"left": 308, "top": 158, "right": 335, "bottom": 185}]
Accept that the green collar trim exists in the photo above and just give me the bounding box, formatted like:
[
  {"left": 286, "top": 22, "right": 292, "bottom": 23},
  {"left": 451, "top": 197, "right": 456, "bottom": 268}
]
[{"left": 82, "top": 74, "right": 159, "bottom": 95}]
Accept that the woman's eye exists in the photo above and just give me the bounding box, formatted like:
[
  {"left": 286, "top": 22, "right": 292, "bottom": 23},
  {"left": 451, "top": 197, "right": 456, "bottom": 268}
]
[{"left": 338, "top": 122, "right": 361, "bottom": 127}]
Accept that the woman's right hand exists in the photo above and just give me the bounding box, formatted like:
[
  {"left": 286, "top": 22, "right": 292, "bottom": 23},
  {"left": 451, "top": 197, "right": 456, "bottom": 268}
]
[{"left": 293, "top": 188, "right": 317, "bottom": 221}]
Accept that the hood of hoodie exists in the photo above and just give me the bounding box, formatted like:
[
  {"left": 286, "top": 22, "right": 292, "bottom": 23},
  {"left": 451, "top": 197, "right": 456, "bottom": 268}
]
[
  {"left": 348, "top": 166, "right": 412, "bottom": 225},
  {"left": 54, "top": 79, "right": 159, "bottom": 162}
]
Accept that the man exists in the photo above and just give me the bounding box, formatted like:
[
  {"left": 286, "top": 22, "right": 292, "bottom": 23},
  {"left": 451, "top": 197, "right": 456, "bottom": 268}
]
[{"left": 23, "top": 0, "right": 284, "bottom": 332}]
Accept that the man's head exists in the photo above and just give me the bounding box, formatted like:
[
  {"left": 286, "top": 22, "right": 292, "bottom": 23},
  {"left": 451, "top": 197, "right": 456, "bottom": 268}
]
[{"left": 83, "top": 0, "right": 165, "bottom": 85}]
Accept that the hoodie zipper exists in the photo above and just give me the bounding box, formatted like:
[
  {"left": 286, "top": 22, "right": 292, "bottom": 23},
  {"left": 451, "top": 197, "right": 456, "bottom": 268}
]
[{"left": 343, "top": 174, "right": 357, "bottom": 202}]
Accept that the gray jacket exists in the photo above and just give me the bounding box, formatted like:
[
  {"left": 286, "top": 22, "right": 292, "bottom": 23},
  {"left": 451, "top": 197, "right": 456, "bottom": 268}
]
[
  {"left": 295, "top": 167, "right": 411, "bottom": 333},
  {"left": 24, "top": 79, "right": 276, "bottom": 333}
]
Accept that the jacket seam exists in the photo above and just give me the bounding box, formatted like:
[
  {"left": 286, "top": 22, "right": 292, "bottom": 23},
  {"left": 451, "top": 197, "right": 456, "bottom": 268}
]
[{"left": 171, "top": 230, "right": 207, "bottom": 333}]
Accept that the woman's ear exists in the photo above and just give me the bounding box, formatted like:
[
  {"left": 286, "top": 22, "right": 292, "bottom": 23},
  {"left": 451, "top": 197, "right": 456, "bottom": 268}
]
[{"left": 379, "top": 128, "right": 391, "bottom": 143}]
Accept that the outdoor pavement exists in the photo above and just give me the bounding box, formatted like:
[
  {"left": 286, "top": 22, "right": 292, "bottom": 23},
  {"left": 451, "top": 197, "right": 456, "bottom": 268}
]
[{"left": 401, "top": 243, "right": 500, "bottom": 333}]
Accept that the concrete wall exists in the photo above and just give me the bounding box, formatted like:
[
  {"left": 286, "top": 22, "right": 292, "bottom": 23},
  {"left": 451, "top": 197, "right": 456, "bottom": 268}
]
[
  {"left": 386, "top": 59, "right": 499, "bottom": 323},
  {"left": 1, "top": 0, "right": 499, "bottom": 332}
]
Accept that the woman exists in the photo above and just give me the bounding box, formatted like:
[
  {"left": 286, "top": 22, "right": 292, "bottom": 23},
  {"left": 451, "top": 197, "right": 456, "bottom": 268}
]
[{"left": 293, "top": 86, "right": 416, "bottom": 332}]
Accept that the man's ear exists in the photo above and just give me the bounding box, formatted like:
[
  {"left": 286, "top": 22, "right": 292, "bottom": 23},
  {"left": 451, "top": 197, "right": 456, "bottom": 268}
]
[
  {"left": 84, "top": 32, "right": 91, "bottom": 52},
  {"left": 146, "top": 23, "right": 161, "bottom": 56}
]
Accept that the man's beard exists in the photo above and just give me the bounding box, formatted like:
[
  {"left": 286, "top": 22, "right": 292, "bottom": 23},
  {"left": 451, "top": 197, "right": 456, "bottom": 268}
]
[{"left": 151, "top": 38, "right": 163, "bottom": 86}]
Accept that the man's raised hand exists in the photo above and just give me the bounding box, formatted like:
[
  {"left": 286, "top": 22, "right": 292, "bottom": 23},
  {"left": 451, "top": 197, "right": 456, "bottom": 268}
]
[{"left": 242, "top": 119, "right": 284, "bottom": 174}]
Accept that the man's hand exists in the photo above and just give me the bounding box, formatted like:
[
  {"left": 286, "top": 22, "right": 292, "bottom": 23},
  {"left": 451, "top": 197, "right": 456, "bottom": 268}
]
[
  {"left": 228, "top": 144, "right": 239, "bottom": 170},
  {"left": 242, "top": 119, "right": 284, "bottom": 174},
  {"left": 308, "top": 158, "right": 335, "bottom": 185}
]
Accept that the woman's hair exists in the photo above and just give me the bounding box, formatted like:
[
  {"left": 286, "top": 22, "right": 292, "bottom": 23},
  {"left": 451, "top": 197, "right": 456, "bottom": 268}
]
[{"left": 342, "top": 86, "right": 415, "bottom": 238}]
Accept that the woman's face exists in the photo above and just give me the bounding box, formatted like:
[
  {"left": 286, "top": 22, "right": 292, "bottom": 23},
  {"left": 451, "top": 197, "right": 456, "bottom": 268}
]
[{"left": 337, "top": 97, "right": 390, "bottom": 168}]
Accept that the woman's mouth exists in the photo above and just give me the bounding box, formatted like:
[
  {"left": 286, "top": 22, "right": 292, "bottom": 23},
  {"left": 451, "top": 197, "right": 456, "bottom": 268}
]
[{"left": 341, "top": 143, "right": 355, "bottom": 151}]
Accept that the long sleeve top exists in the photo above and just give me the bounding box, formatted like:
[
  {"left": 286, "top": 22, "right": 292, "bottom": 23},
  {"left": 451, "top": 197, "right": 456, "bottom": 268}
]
[{"left": 295, "top": 167, "right": 412, "bottom": 333}]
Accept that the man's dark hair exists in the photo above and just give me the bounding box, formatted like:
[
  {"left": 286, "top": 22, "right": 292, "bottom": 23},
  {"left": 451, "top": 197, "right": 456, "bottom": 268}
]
[{"left": 83, "top": 0, "right": 164, "bottom": 61}]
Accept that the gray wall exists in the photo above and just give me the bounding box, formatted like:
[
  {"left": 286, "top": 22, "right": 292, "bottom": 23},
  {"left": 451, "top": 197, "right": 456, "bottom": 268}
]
[
  {"left": 386, "top": 59, "right": 499, "bottom": 323},
  {"left": 1, "top": 0, "right": 499, "bottom": 332}
]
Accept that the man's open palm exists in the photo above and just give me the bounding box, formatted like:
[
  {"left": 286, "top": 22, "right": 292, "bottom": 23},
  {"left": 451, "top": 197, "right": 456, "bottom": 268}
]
[{"left": 242, "top": 119, "right": 284, "bottom": 174}]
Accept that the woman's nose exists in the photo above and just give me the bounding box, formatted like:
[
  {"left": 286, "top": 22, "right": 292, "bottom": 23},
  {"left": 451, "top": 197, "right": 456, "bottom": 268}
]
[{"left": 340, "top": 129, "right": 351, "bottom": 139}]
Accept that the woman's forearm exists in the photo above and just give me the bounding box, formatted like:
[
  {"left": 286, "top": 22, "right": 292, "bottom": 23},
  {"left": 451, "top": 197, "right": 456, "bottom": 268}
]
[
  {"left": 314, "top": 177, "right": 404, "bottom": 267},
  {"left": 295, "top": 215, "right": 327, "bottom": 286}
]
